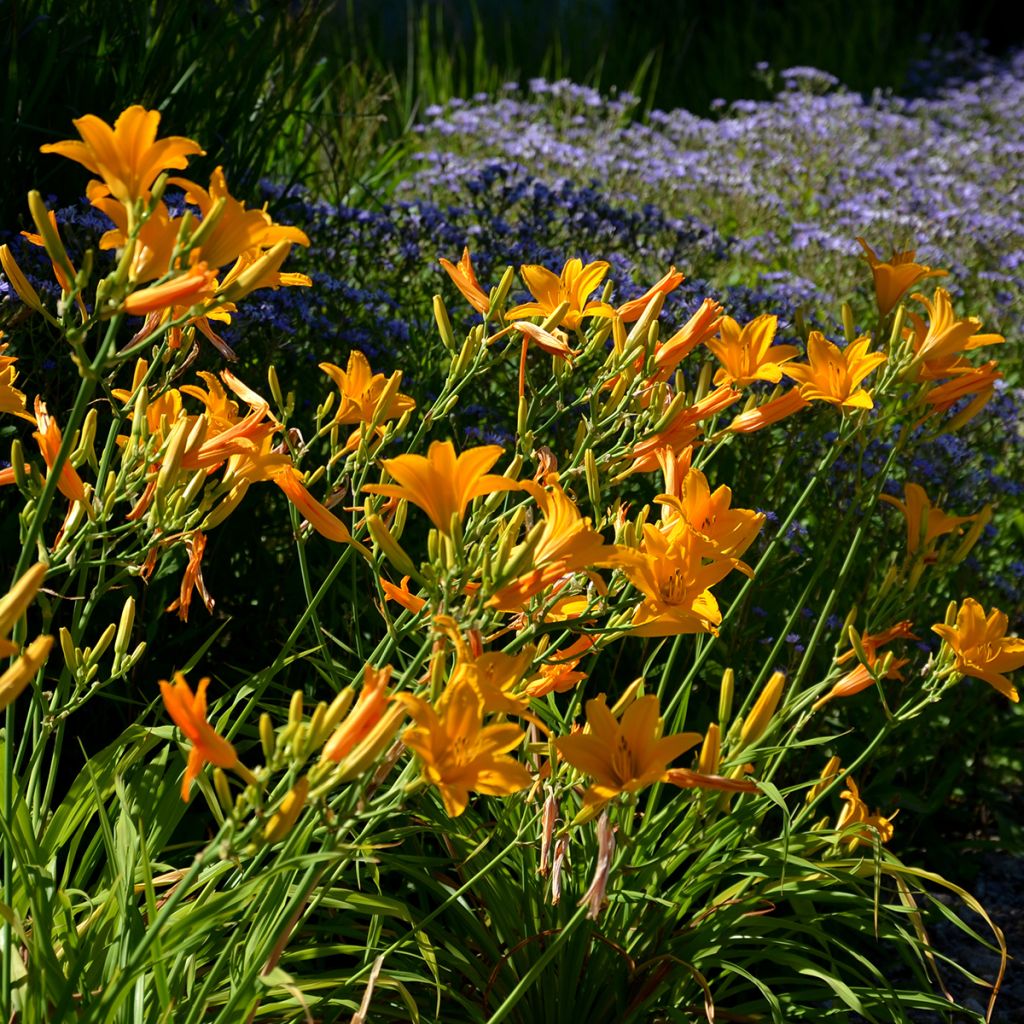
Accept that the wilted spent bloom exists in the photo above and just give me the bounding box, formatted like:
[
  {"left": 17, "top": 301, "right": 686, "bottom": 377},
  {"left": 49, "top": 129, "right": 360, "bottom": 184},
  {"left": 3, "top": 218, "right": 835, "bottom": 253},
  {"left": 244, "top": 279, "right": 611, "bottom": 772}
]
[
  {"left": 321, "top": 664, "right": 395, "bottom": 763},
  {"left": 856, "top": 238, "right": 947, "bottom": 318},
  {"left": 784, "top": 333, "right": 886, "bottom": 411},
  {"left": 363, "top": 440, "right": 520, "bottom": 535},
  {"left": 836, "top": 775, "right": 896, "bottom": 850},
  {"left": 932, "top": 599, "right": 1024, "bottom": 703},
  {"left": 648, "top": 297, "right": 723, "bottom": 384},
  {"left": 555, "top": 693, "right": 701, "bottom": 812},
  {"left": 727, "top": 388, "right": 809, "bottom": 434}
]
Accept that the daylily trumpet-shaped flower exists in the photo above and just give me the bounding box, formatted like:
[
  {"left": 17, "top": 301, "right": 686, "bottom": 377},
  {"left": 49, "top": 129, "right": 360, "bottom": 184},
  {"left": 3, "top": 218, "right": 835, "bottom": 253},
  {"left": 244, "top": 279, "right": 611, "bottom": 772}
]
[
  {"left": 507, "top": 258, "right": 616, "bottom": 331},
  {"left": 784, "top": 332, "right": 886, "bottom": 410},
  {"left": 487, "top": 476, "right": 616, "bottom": 610},
  {"left": 556, "top": 693, "right": 701, "bottom": 810},
  {"left": 322, "top": 665, "right": 393, "bottom": 762},
  {"left": 837, "top": 775, "right": 896, "bottom": 849},
  {"left": 706, "top": 314, "right": 800, "bottom": 388},
  {"left": 905, "top": 288, "right": 1003, "bottom": 378},
  {"left": 364, "top": 440, "right": 520, "bottom": 534},
  {"left": 159, "top": 673, "right": 241, "bottom": 801},
  {"left": 0, "top": 344, "right": 33, "bottom": 422},
  {"left": 33, "top": 397, "right": 90, "bottom": 507},
  {"left": 616, "top": 266, "right": 685, "bottom": 323},
  {"left": 41, "top": 105, "right": 204, "bottom": 206},
  {"left": 439, "top": 247, "right": 491, "bottom": 315},
  {"left": 379, "top": 575, "right": 427, "bottom": 614},
  {"left": 857, "top": 238, "right": 946, "bottom": 318},
  {"left": 398, "top": 678, "right": 532, "bottom": 817},
  {"left": 923, "top": 361, "right": 1002, "bottom": 419},
  {"left": 812, "top": 621, "right": 917, "bottom": 711},
  {"left": 727, "top": 388, "right": 809, "bottom": 434},
  {"left": 649, "top": 297, "right": 723, "bottom": 384},
  {"left": 613, "top": 520, "right": 738, "bottom": 636},
  {"left": 932, "top": 599, "right": 1024, "bottom": 703},
  {"left": 320, "top": 351, "right": 415, "bottom": 451},
  {"left": 656, "top": 465, "right": 764, "bottom": 561},
  {"left": 880, "top": 483, "right": 978, "bottom": 559}
]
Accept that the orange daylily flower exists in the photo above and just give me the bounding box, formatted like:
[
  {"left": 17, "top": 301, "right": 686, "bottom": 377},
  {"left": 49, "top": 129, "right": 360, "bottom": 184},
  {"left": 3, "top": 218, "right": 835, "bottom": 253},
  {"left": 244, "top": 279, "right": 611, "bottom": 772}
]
[
  {"left": 322, "top": 665, "right": 393, "bottom": 762},
  {"left": 167, "top": 166, "right": 309, "bottom": 269},
  {"left": 398, "top": 677, "right": 532, "bottom": 817},
  {"left": 933, "top": 599, "right": 1024, "bottom": 703},
  {"left": 487, "top": 476, "right": 615, "bottom": 610},
  {"left": 905, "top": 288, "right": 1003, "bottom": 378},
  {"left": 380, "top": 575, "right": 427, "bottom": 614},
  {"left": 272, "top": 466, "right": 355, "bottom": 545},
  {"left": 616, "top": 266, "right": 685, "bottom": 323},
  {"left": 507, "top": 258, "right": 616, "bottom": 330},
  {"left": 614, "top": 520, "right": 739, "bottom": 637},
  {"left": 857, "top": 238, "right": 946, "bottom": 318},
  {"left": 41, "top": 105, "right": 204, "bottom": 206},
  {"left": 656, "top": 464, "right": 764, "bottom": 561},
  {"left": 122, "top": 263, "right": 218, "bottom": 317},
  {"left": 837, "top": 775, "right": 896, "bottom": 849},
  {"left": 439, "top": 247, "right": 491, "bottom": 315},
  {"left": 511, "top": 321, "right": 576, "bottom": 397},
  {"left": 523, "top": 636, "right": 595, "bottom": 698},
  {"left": 880, "top": 483, "right": 978, "bottom": 558},
  {"left": 784, "top": 332, "right": 886, "bottom": 410},
  {"left": 649, "top": 297, "right": 724, "bottom": 384},
  {"left": 159, "top": 673, "right": 240, "bottom": 802},
  {"left": 33, "top": 397, "right": 90, "bottom": 508},
  {"left": 0, "top": 344, "right": 33, "bottom": 422},
  {"left": 813, "top": 621, "right": 917, "bottom": 711},
  {"left": 364, "top": 440, "right": 520, "bottom": 534},
  {"left": 923, "top": 361, "right": 1002, "bottom": 418},
  {"left": 706, "top": 314, "right": 800, "bottom": 388},
  {"left": 623, "top": 384, "right": 742, "bottom": 476},
  {"left": 319, "top": 351, "right": 415, "bottom": 444},
  {"left": 556, "top": 693, "right": 702, "bottom": 809},
  {"left": 727, "top": 387, "right": 810, "bottom": 433}
]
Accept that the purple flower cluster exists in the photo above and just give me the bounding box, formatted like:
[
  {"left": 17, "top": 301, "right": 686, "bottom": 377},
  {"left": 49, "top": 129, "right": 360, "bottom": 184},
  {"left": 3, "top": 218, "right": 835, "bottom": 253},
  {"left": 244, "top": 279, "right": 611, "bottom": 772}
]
[{"left": 410, "top": 47, "right": 1024, "bottom": 341}]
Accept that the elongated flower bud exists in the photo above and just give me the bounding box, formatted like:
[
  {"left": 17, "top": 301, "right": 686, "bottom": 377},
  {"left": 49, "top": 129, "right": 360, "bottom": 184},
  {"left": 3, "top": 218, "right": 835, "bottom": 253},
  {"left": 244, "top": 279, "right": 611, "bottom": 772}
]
[
  {"left": 739, "top": 671, "right": 786, "bottom": 748},
  {"left": 0, "top": 635, "right": 53, "bottom": 711},
  {"left": 263, "top": 776, "right": 309, "bottom": 843},
  {"left": 0, "top": 244, "right": 44, "bottom": 313}
]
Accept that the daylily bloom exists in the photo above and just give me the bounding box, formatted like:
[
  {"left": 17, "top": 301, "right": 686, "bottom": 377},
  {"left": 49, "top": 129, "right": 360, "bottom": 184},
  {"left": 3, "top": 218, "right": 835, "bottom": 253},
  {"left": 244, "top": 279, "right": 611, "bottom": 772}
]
[
  {"left": 33, "top": 397, "right": 91, "bottom": 507},
  {"left": 167, "top": 166, "right": 309, "bottom": 269},
  {"left": 616, "top": 266, "right": 685, "bottom": 323},
  {"left": 41, "top": 105, "right": 204, "bottom": 206},
  {"left": 398, "top": 678, "right": 532, "bottom": 816},
  {"left": 507, "top": 258, "right": 616, "bottom": 330},
  {"left": 0, "top": 344, "right": 33, "bottom": 422},
  {"left": 880, "top": 483, "right": 978, "bottom": 559},
  {"left": 522, "top": 636, "right": 595, "bottom": 698},
  {"left": 649, "top": 297, "right": 723, "bottom": 384},
  {"left": 837, "top": 775, "right": 896, "bottom": 849},
  {"left": 121, "top": 263, "right": 218, "bottom": 316},
  {"left": 614, "top": 520, "right": 738, "bottom": 636},
  {"left": 923, "top": 361, "right": 1001, "bottom": 418},
  {"left": 784, "top": 333, "right": 886, "bottom": 410},
  {"left": 812, "top": 621, "right": 917, "bottom": 711},
  {"left": 857, "top": 238, "right": 946, "bottom": 317},
  {"left": 0, "top": 563, "right": 49, "bottom": 658},
  {"left": 706, "top": 314, "right": 800, "bottom": 388},
  {"left": 379, "top": 575, "right": 427, "bottom": 614},
  {"left": 364, "top": 440, "right": 520, "bottom": 534},
  {"left": 159, "top": 673, "right": 241, "bottom": 801},
  {"left": 932, "top": 599, "right": 1024, "bottom": 703},
  {"left": 322, "top": 665, "right": 393, "bottom": 762},
  {"left": 487, "top": 476, "right": 615, "bottom": 610},
  {"left": 656, "top": 465, "right": 764, "bottom": 561},
  {"left": 439, "top": 247, "right": 491, "bottom": 315},
  {"left": 555, "top": 693, "right": 701, "bottom": 810},
  {"left": 727, "top": 388, "right": 809, "bottom": 433},
  {"left": 905, "top": 288, "right": 1002, "bottom": 377},
  {"left": 319, "top": 351, "right": 415, "bottom": 445}
]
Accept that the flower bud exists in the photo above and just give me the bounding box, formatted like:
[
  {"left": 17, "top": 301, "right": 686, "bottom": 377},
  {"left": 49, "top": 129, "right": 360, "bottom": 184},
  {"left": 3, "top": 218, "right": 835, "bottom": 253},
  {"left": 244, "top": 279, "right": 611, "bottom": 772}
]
[
  {"left": 263, "top": 776, "right": 309, "bottom": 844},
  {"left": 738, "top": 671, "right": 786, "bottom": 748},
  {"left": 433, "top": 295, "right": 456, "bottom": 352}
]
